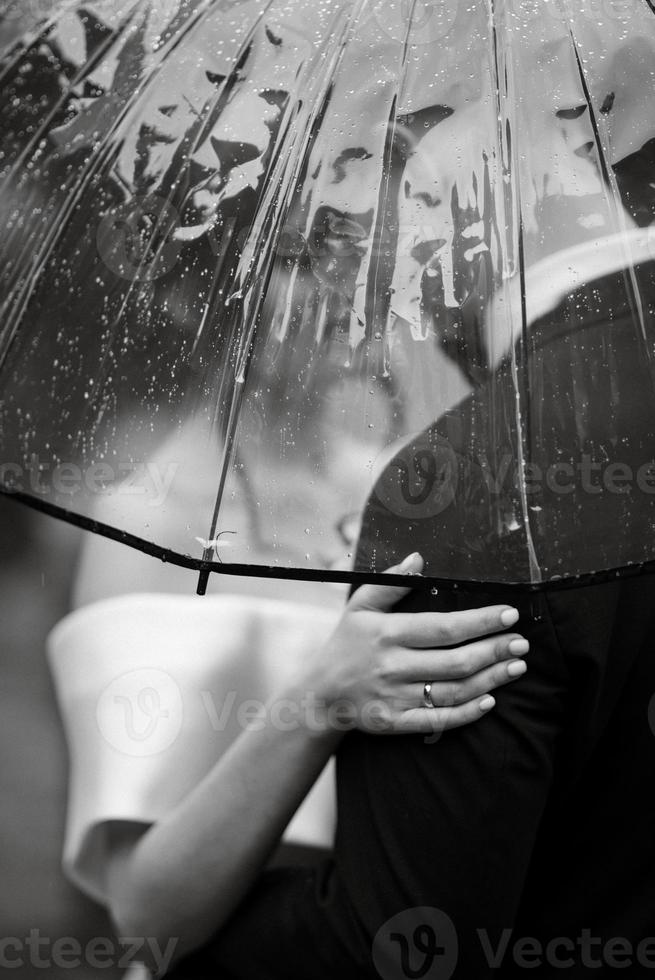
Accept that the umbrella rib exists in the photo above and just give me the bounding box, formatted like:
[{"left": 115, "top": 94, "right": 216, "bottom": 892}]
[
  {"left": 487, "top": 0, "right": 540, "bottom": 583},
  {"left": 0, "top": 0, "right": 151, "bottom": 295},
  {"left": 100, "top": 1, "right": 280, "bottom": 362},
  {"left": 0, "top": 0, "right": 82, "bottom": 81},
  {"left": 560, "top": 1, "right": 651, "bottom": 359},
  {"left": 196, "top": 0, "right": 369, "bottom": 593},
  {"left": 1, "top": 0, "right": 273, "bottom": 466},
  {"left": 0, "top": 0, "right": 224, "bottom": 370},
  {"left": 365, "top": 0, "right": 420, "bottom": 345},
  {"left": 1, "top": 0, "right": 143, "bottom": 192}
]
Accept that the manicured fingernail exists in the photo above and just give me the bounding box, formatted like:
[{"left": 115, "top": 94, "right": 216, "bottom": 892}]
[
  {"left": 479, "top": 696, "right": 495, "bottom": 712},
  {"left": 398, "top": 552, "right": 421, "bottom": 572},
  {"left": 509, "top": 638, "right": 529, "bottom": 656},
  {"left": 507, "top": 660, "right": 527, "bottom": 677},
  {"left": 501, "top": 608, "right": 520, "bottom": 627}
]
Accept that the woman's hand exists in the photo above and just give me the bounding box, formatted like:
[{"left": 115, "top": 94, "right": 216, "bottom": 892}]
[
  {"left": 302, "top": 552, "right": 528, "bottom": 737},
  {"left": 106, "top": 555, "right": 529, "bottom": 960}
]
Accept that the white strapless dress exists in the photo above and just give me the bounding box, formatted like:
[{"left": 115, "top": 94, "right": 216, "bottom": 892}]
[{"left": 46, "top": 592, "right": 340, "bottom": 906}]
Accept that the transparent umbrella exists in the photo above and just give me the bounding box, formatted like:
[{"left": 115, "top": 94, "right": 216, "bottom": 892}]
[{"left": 1, "top": 0, "right": 655, "bottom": 594}]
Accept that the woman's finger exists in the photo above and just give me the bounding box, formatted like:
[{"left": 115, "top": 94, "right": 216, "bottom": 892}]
[
  {"left": 347, "top": 553, "right": 424, "bottom": 613},
  {"left": 422, "top": 657, "right": 527, "bottom": 707},
  {"left": 384, "top": 656, "right": 527, "bottom": 710},
  {"left": 387, "top": 604, "right": 520, "bottom": 649},
  {"left": 381, "top": 633, "right": 530, "bottom": 684},
  {"left": 366, "top": 654, "right": 530, "bottom": 734},
  {"left": 389, "top": 697, "right": 497, "bottom": 735}
]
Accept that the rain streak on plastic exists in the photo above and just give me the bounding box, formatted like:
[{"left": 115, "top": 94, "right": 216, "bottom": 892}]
[{"left": 1, "top": 0, "right": 655, "bottom": 591}]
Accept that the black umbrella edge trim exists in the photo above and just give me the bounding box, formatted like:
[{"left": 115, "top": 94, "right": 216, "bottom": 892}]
[{"left": 2, "top": 485, "right": 653, "bottom": 598}]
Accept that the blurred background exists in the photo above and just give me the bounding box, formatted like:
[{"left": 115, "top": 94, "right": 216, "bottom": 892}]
[
  {"left": 0, "top": 499, "right": 126, "bottom": 980},
  {"left": 0, "top": 4, "right": 125, "bottom": 978}
]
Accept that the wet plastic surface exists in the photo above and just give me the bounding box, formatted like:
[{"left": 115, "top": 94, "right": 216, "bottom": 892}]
[{"left": 1, "top": 0, "right": 655, "bottom": 589}]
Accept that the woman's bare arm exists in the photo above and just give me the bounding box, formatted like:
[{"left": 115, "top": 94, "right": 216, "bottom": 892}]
[{"left": 105, "top": 554, "right": 528, "bottom": 967}]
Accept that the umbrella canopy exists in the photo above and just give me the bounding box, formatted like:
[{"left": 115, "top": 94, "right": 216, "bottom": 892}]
[{"left": 1, "top": 0, "right": 655, "bottom": 593}]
